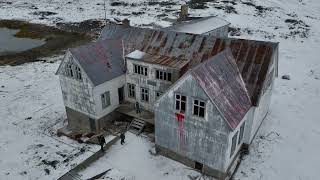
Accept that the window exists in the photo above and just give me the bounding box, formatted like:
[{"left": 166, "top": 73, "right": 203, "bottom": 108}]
[
  {"left": 141, "top": 88, "right": 149, "bottom": 102},
  {"left": 128, "top": 83, "right": 135, "bottom": 98},
  {"left": 101, "top": 91, "right": 111, "bottom": 109},
  {"left": 193, "top": 99, "right": 205, "bottom": 118},
  {"left": 65, "top": 63, "right": 73, "bottom": 77},
  {"left": 75, "top": 66, "right": 82, "bottom": 80},
  {"left": 155, "top": 91, "right": 162, "bottom": 99},
  {"left": 175, "top": 94, "right": 186, "bottom": 112},
  {"left": 134, "top": 64, "right": 148, "bottom": 76},
  {"left": 238, "top": 122, "right": 245, "bottom": 144},
  {"left": 156, "top": 70, "right": 172, "bottom": 82},
  {"left": 230, "top": 131, "right": 238, "bottom": 157}
]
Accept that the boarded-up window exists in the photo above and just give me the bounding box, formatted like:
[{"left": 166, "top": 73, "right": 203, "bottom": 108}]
[
  {"left": 175, "top": 94, "right": 186, "bottom": 112},
  {"left": 238, "top": 122, "right": 245, "bottom": 144},
  {"left": 193, "top": 99, "right": 205, "bottom": 118},
  {"left": 128, "top": 83, "right": 135, "bottom": 98},
  {"left": 141, "top": 88, "right": 149, "bottom": 102},
  {"left": 101, "top": 91, "right": 111, "bottom": 109},
  {"left": 230, "top": 131, "right": 238, "bottom": 157}
]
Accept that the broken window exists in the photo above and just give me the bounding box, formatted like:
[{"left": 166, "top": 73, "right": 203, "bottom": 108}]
[
  {"left": 101, "top": 91, "right": 111, "bottom": 109},
  {"left": 75, "top": 66, "right": 82, "bottom": 80},
  {"left": 134, "top": 64, "right": 148, "bottom": 76},
  {"left": 141, "top": 88, "right": 149, "bottom": 102},
  {"left": 230, "top": 131, "right": 238, "bottom": 158},
  {"left": 193, "top": 99, "right": 206, "bottom": 118},
  {"left": 175, "top": 94, "right": 186, "bottom": 112},
  {"left": 238, "top": 122, "right": 245, "bottom": 144},
  {"left": 156, "top": 70, "right": 172, "bottom": 82},
  {"left": 128, "top": 83, "right": 135, "bottom": 98}
]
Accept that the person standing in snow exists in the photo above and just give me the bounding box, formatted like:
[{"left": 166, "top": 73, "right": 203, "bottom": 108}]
[
  {"left": 120, "top": 132, "right": 125, "bottom": 145},
  {"left": 98, "top": 135, "right": 106, "bottom": 152}
]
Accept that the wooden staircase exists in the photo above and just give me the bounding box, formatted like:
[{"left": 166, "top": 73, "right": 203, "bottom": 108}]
[{"left": 128, "top": 118, "right": 146, "bottom": 135}]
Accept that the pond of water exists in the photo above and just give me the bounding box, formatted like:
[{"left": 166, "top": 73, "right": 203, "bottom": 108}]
[{"left": 0, "top": 28, "right": 45, "bottom": 56}]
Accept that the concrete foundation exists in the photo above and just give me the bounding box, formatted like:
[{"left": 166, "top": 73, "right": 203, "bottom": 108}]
[
  {"left": 66, "top": 106, "right": 129, "bottom": 133},
  {"left": 155, "top": 144, "right": 230, "bottom": 180}
]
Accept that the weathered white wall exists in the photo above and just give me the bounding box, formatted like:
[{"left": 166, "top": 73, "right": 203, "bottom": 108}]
[
  {"left": 155, "top": 74, "right": 234, "bottom": 172},
  {"left": 58, "top": 51, "right": 96, "bottom": 118},
  {"left": 224, "top": 112, "right": 248, "bottom": 170},
  {"left": 93, "top": 75, "right": 126, "bottom": 119},
  {"left": 126, "top": 58, "right": 180, "bottom": 111},
  {"left": 244, "top": 66, "right": 276, "bottom": 144}
]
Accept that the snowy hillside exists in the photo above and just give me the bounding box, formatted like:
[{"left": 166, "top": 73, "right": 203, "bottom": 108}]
[{"left": 1, "top": 0, "right": 320, "bottom": 179}]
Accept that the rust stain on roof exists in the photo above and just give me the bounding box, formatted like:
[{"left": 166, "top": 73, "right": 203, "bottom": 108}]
[{"left": 101, "top": 24, "right": 278, "bottom": 106}]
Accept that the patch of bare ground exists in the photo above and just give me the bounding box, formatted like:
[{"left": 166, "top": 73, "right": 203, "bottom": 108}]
[{"left": 0, "top": 19, "right": 105, "bottom": 66}]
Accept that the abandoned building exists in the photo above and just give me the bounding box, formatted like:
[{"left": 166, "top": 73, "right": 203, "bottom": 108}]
[{"left": 56, "top": 15, "right": 278, "bottom": 179}]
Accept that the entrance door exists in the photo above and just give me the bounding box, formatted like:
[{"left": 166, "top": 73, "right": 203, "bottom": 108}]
[{"left": 118, "top": 86, "right": 124, "bottom": 104}]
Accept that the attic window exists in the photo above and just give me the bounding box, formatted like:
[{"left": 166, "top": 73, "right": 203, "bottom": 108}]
[
  {"left": 75, "top": 66, "right": 82, "bottom": 80},
  {"left": 134, "top": 64, "right": 148, "bottom": 76},
  {"left": 156, "top": 70, "right": 172, "bottom": 82},
  {"left": 65, "top": 63, "right": 73, "bottom": 77}
]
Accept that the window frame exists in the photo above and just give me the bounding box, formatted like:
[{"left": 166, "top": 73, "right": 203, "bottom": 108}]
[
  {"left": 192, "top": 98, "right": 206, "bottom": 118},
  {"left": 230, "top": 131, "right": 239, "bottom": 158},
  {"left": 155, "top": 91, "right": 162, "bottom": 99},
  {"left": 133, "top": 64, "right": 148, "bottom": 76},
  {"left": 75, "top": 66, "right": 82, "bottom": 80},
  {"left": 175, "top": 93, "right": 186, "bottom": 113},
  {"left": 101, "top": 91, "right": 111, "bottom": 109},
  {"left": 238, "top": 122, "right": 245, "bottom": 145},
  {"left": 127, "top": 83, "right": 135, "bottom": 98},
  {"left": 155, "top": 69, "right": 172, "bottom": 82},
  {"left": 140, "top": 87, "right": 149, "bottom": 102}
]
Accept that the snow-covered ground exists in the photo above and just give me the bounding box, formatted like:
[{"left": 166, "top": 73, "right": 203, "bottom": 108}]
[{"left": 1, "top": 0, "right": 320, "bottom": 179}]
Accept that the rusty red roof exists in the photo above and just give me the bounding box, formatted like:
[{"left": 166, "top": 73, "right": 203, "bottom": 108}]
[
  {"left": 191, "top": 48, "right": 251, "bottom": 129},
  {"left": 100, "top": 24, "right": 278, "bottom": 105},
  {"left": 126, "top": 50, "right": 189, "bottom": 69}
]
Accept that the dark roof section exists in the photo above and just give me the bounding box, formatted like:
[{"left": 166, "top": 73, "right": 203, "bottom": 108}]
[
  {"left": 126, "top": 50, "right": 189, "bottom": 69},
  {"left": 70, "top": 39, "right": 125, "bottom": 86},
  {"left": 191, "top": 49, "right": 251, "bottom": 129},
  {"left": 100, "top": 24, "right": 278, "bottom": 105}
]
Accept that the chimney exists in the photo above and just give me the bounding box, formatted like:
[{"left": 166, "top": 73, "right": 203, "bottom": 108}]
[
  {"left": 122, "top": 18, "right": 130, "bottom": 27},
  {"left": 179, "top": 4, "right": 189, "bottom": 20}
]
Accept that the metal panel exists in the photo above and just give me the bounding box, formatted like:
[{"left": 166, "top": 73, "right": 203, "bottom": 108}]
[
  {"left": 70, "top": 39, "right": 126, "bottom": 86},
  {"left": 191, "top": 49, "right": 252, "bottom": 129}
]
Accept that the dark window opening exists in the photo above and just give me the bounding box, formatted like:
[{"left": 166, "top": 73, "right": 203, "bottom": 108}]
[
  {"left": 128, "top": 83, "right": 135, "bottom": 98},
  {"left": 156, "top": 70, "right": 172, "bottom": 82},
  {"left": 175, "top": 94, "right": 186, "bottom": 113},
  {"left": 141, "top": 88, "right": 149, "bottom": 102},
  {"left": 134, "top": 64, "right": 148, "bottom": 76},
  {"left": 194, "top": 161, "right": 203, "bottom": 171},
  {"left": 193, "top": 99, "right": 206, "bottom": 118}
]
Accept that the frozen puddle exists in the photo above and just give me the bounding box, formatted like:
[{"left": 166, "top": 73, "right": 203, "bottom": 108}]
[
  {"left": 0, "top": 27, "right": 45, "bottom": 55},
  {"left": 78, "top": 132, "right": 200, "bottom": 180}
]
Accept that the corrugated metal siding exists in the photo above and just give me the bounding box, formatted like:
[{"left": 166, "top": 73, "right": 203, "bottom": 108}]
[
  {"left": 70, "top": 39, "right": 126, "bottom": 86},
  {"left": 191, "top": 49, "right": 251, "bottom": 129},
  {"left": 100, "top": 24, "right": 277, "bottom": 105}
]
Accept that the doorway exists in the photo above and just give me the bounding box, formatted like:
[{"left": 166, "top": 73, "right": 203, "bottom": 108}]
[{"left": 118, "top": 86, "right": 124, "bottom": 104}]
